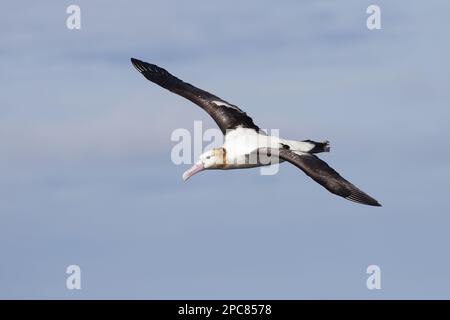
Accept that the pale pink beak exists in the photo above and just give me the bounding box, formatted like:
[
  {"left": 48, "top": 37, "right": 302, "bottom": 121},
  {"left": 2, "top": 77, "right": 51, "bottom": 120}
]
[{"left": 182, "top": 162, "right": 204, "bottom": 181}]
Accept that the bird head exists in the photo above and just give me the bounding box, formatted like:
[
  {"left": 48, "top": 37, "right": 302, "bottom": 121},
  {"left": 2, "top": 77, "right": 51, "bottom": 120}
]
[{"left": 182, "top": 148, "right": 226, "bottom": 181}]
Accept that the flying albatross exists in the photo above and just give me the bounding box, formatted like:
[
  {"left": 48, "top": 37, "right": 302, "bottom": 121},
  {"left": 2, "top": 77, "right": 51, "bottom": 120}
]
[{"left": 131, "top": 58, "right": 381, "bottom": 207}]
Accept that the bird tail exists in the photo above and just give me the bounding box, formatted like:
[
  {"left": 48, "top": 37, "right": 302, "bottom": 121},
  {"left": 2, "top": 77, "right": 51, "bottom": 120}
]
[
  {"left": 282, "top": 139, "right": 330, "bottom": 154},
  {"left": 302, "top": 140, "right": 331, "bottom": 153}
]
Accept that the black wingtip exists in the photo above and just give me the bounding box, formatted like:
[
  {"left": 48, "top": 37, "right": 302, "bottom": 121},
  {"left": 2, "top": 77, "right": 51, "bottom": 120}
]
[
  {"left": 368, "top": 197, "right": 382, "bottom": 207},
  {"left": 130, "top": 57, "right": 160, "bottom": 75},
  {"left": 370, "top": 201, "right": 382, "bottom": 207},
  {"left": 130, "top": 57, "right": 146, "bottom": 73},
  {"left": 345, "top": 190, "right": 382, "bottom": 207},
  {"left": 364, "top": 197, "right": 382, "bottom": 207},
  {"left": 129, "top": 58, "right": 181, "bottom": 90},
  {"left": 347, "top": 198, "right": 382, "bottom": 207},
  {"left": 130, "top": 57, "right": 142, "bottom": 64}
]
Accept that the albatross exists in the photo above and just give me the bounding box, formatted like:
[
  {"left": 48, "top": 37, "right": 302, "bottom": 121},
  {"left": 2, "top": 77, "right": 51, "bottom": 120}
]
[{"left": 131, "top": 58, "right": 381, "bottom": 207}]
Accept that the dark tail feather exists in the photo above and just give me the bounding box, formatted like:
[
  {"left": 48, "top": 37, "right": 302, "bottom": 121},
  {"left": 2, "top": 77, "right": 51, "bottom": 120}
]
[{"left": 302, "top": 140, "right": 331, "bottom": 153}]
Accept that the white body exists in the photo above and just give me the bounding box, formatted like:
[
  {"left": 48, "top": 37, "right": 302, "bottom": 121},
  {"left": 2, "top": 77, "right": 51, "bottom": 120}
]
[{"left": 222, "top": 127, "right": 315, "bottom": 169}]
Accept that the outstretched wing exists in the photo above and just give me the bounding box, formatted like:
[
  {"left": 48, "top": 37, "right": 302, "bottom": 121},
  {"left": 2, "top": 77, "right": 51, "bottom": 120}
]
[
  {"left": 131, "top": 58, "right": 260, "bottom": 134},
  {"left": 277, "top": 149, "right": 381, "bottom": 206}
]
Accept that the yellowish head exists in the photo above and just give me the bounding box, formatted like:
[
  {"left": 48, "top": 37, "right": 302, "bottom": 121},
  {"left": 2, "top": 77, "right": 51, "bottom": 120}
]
[{"left": 182, "top": 148, "right": 226, "bottom": 181}]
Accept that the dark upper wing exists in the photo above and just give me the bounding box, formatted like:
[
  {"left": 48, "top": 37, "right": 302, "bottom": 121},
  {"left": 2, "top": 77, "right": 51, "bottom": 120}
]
[
  {"left": 277, "top": 149, "right": 381, "bottom": 206},
  {"left": 131, "top": 58, "right": 260, "bottom": 134}
]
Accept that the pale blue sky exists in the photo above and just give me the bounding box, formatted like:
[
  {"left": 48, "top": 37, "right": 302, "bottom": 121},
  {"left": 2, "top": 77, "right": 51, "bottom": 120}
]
[{"left": 1, "top": 0, "right": 450, "bottom": 299}]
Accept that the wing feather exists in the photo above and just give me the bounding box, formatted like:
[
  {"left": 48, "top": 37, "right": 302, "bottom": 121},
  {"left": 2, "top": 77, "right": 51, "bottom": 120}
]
[
  {"left": 131, "top": 58, "right": 259, "bottom": 134},
  {"left": 277, "top": 149, "right": 381, "bottom": 206}
]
